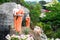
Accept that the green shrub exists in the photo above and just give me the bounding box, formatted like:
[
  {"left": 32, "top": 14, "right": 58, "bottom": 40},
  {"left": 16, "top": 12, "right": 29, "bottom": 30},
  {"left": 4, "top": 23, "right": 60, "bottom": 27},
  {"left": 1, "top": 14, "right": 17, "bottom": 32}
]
[
  {"left": 38, "top": 2, "right": 60, "bottom": 38},
  {"left": 23, "top": 28, "right": 30, "bottom": 35},
  {"left": 11, "top": 37, "right": 19, "bottom": 40}
]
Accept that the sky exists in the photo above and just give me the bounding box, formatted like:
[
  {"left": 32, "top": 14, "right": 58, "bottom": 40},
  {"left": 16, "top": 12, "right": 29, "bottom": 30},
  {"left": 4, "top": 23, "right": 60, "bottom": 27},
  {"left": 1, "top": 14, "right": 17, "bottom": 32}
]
[{"left": 25, "top": 0, "right": 52, "bottom": 2}]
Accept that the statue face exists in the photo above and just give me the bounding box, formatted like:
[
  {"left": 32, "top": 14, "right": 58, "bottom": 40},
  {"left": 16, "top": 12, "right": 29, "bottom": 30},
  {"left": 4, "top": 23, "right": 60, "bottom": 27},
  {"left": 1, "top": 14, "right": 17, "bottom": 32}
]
[
  {"left": 17, "top": 4, "right": 22, "bottom": 9},
  {"left": 13, "top": 4, "right": 22, "bottom": 14}
]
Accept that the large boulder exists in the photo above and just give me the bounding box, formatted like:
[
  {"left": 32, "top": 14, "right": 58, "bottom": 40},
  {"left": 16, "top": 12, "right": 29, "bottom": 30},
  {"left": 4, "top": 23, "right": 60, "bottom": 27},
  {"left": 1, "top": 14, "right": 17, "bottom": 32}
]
[
  {"left": 0, "top": 2, "right": 17, "bottom": 40},
  {"left": 0, "top": 2, "right": 17, "bottom": 26}
]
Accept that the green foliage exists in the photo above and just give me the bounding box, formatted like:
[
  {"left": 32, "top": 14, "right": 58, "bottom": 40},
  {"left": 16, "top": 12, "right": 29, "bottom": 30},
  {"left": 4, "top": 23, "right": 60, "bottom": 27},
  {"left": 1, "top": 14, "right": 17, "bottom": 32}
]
[
  {"left": 37, "top": 22, "right": 53, "bottom": 38},
  {"left": 0, "top": 0, "right": 21, "bottom": 4},
  {"left": 23, "top": 28, "right": 30, "bottom": 35},
  {"left": 41, "top": 3, "right": 60, "bottom": 28},
  {"left": 0, "top": 0, "right": 11, "bottom": 4},
  {"left": 20, "top": 37, "right": 27, "bottom": 40},
  {"left": 30, "top": 4, "right": 41, "bottom": 25},
  {"left": 48, "top": 38, "right": 51, "bottom": 40},
  {"left": 11, "top": 37, "right": 19, "bottom": 40},
  {"left": 38, "top": 3, "right": 60, "bottom": 38}
]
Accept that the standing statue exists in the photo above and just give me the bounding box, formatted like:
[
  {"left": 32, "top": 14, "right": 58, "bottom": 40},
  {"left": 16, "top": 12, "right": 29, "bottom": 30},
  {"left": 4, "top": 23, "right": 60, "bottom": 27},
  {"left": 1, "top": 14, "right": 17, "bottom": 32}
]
[{"left": 13, "top": 4, "right": 30, "bottom": 34}]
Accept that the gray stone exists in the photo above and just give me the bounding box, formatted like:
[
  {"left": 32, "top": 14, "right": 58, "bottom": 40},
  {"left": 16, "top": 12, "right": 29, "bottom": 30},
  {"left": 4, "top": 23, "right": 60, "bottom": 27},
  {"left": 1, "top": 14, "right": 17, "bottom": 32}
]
[{"left": 0, "top": 2, "right": 17, "bottom": 26}]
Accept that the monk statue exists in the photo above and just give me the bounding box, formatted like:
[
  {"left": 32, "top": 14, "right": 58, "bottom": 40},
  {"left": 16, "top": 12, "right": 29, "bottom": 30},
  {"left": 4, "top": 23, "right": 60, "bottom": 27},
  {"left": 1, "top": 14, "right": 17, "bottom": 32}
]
[{"left": 13, "top": 4, "right": 30, "bottom": 34}]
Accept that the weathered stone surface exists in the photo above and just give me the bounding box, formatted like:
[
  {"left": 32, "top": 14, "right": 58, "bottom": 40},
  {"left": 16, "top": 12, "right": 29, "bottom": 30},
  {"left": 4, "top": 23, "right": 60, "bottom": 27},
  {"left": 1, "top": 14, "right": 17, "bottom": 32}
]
[{"left": 0, "top": 2, "right": 17, "bottom": 25}]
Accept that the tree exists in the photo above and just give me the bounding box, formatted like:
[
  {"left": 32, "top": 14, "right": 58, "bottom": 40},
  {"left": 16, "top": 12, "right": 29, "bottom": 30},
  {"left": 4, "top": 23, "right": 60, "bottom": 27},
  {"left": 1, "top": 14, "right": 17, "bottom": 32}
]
[
  {"left": 38, "top": 2, "right": 60, "bottom": 38},
  {"left": 0, "top": 0, "right": 21, "bottom": 4},
  {"left": 52, "top": 0, "right": 59, "bottom": 3},
  {"left": 0, "top": 0, "right": 11, "bottom": 4}
]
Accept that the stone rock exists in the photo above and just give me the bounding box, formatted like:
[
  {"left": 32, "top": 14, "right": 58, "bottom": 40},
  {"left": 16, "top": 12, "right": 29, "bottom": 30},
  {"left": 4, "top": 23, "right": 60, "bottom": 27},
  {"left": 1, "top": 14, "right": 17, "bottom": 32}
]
[
  {"left": 0, "top": 2, "right": 17, "bottom": 25},
  {"left": 34, "top": 26, "right": 47, "bottom": 40},
  {"left": 0, "top": 3, "right": 16, "bottom": 40}
]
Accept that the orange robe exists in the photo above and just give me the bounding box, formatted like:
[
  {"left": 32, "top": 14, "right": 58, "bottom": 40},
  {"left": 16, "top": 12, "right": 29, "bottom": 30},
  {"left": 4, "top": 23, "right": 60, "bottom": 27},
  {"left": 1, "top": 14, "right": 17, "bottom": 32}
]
[
  {"left": 26, "top": 17, "right": 30, "bottom": 28},
  {"left": 14, "top": 9, "right": 24, "bottom": 33}
]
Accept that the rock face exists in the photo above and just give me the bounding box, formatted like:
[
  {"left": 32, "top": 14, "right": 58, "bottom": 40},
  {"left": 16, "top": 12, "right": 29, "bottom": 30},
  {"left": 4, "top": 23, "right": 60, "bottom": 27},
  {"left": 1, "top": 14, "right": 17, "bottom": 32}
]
[
  {"left": 0, "top": 2, "right": 17, "bottom": 26},
  {"left": 0, "top": 2, "right": 17, "bottom": 40}
]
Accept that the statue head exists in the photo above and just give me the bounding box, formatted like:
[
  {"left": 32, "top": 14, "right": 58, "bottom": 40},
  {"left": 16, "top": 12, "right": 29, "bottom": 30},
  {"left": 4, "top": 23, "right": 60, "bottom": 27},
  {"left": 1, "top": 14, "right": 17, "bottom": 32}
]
[{"left": 17, "top": 4, "right": 22, "bottom": 9}]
